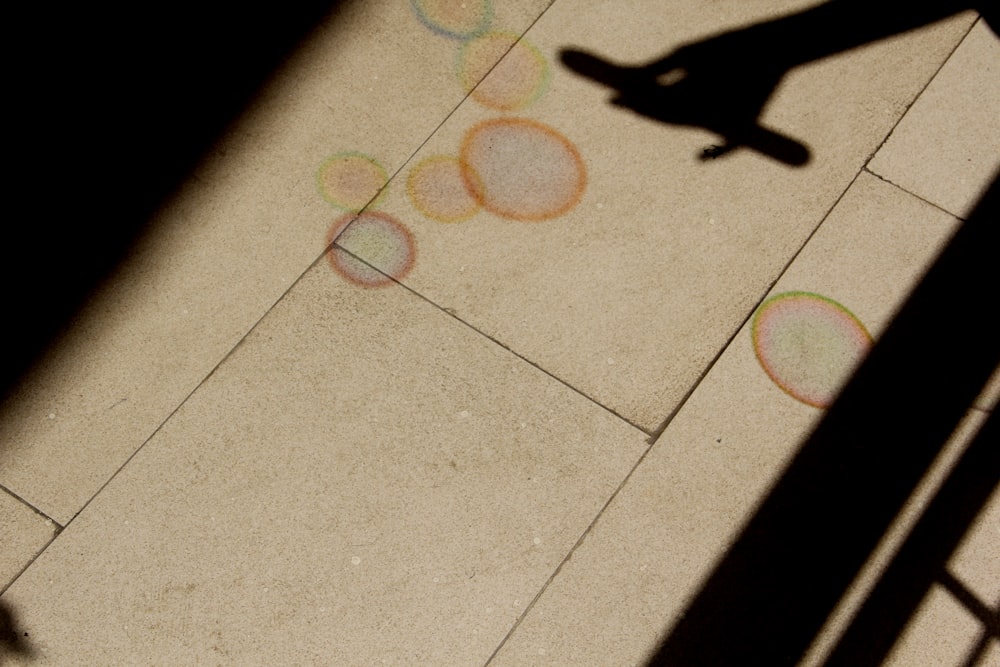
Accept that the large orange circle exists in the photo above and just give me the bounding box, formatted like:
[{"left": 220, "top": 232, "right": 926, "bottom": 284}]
[{"left": 459, "top": 118, "right": 586, "bottom": 221}]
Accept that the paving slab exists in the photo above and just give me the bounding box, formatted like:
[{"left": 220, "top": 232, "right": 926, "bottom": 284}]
[
  {"left": 489, "top": 172, "right": 971, "bottom": 666},
  {"left": 0, "top": 491, "right": 57, "bottom": 592},
  {"left": 340, "top": 0, "right": 977, "bottom": 432},
  {"left": 869, "top": 19, "right": 1000, "bottom": 218},
  {"left": 881, "top": 585, "right": 985, "bottom": 666},
  {"left": 0, "top": 0, "right": 553, "bottom": 525},
  {"left": 0, "top": 262, "right": 647, "bottom": 665}
]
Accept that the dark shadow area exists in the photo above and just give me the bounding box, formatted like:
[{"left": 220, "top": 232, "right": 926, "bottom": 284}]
[
  {"left": 824, "top": 407, "right": 999, "bottom": 666},
  {"left": 4, "top": 0, "right": 351, "bottom": 401},
  {"left": 0, "top": 599, "right": 35, "bottom": 659},
  {"left": 561, "top": 0, "right": 997, "bottom": 165},
  {"left": 647, "top": 171, "right": 998, "bottom": 667},
  {"left": 556, "top": 1, "right": 999, "bottom": 664}
]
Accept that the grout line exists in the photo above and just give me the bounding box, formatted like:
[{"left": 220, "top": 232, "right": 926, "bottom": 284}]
[
  {"left": 0, "top": 484, "right": 62, "bottom": 530},
  {"left": 0, "top": 485, "right": 62, "bottom": 597},
  {"left": 649, "top": 168, "right": 865, "bottom": 442},
  {"left": 484, "top": 435, "right": 659, "bottom": 665},
  {"left": 0, "top": 532, "right": 61, "bottom": 598},
  {"left": 862, "top": 15, "right": 980, "bottom": 173},
  {"left": 331, "top": 243, "right": 653, "bottom": 437},
  {"left": 648, "top": 14, "right": 980, "bottom": 445},
  {"left": 863, "top": 168, "right": 972, "bottom": 221}
]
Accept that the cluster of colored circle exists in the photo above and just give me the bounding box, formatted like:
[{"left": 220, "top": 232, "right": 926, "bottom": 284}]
[
  {"left": 315, "top": 1, "right": 588, "bottom": 287},
  {"left": 406, "top": 0, "right": 586, "bottom": 224},
  {"left": 318, "top": 153, "right": 414, "bottom": 288},
  {"left": 409, "top": 118, "right": 586, "bottom": 223},
  {"left": 412, "top": 0, "right": 550, "bottom": 112},
  {"left": 751, "top": 292, "right": 872, "bottom": 408}
]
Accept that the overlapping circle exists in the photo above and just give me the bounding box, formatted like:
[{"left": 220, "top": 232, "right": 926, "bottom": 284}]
[
  {"left": 459, "top": 118, "right": 586, "bottom": 221},
  {"left": 327, "top": 212, "right": 416, "bottom": 288}
]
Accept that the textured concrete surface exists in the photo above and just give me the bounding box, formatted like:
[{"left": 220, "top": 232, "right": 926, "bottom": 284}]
[{"left": 2, "top": 2, "right": 996, "bottom": 665}]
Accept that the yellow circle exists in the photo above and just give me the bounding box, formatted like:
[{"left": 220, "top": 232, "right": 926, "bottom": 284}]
[
  {"left": 317, "top": 153, "right": 388, "bottom": 212},
  {"left": 407, "top": 156, "right": 481, "bottom": 223},
  {"left": 459, "top": 32, "right": 548, "bottom": 111}
]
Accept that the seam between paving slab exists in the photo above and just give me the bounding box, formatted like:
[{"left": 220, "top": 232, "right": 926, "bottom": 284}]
[
  {"left": 0, "top": 485, "right": 61, "bottom": 596},
  {"left": 476, "top": 169, "right": 868, "bottom": 667}
]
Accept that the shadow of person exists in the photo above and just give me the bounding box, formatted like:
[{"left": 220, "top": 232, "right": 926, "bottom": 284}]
[
  {"left": 561, "top": 42, "right": 808, "bottom": 165},
  {"left": 560, "top": 0, "right": 996, "bottom": 167}
]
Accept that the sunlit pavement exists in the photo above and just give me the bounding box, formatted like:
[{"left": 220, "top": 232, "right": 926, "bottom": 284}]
[{"left": 2, "top": 2, "right": 997, "bottom": 664}]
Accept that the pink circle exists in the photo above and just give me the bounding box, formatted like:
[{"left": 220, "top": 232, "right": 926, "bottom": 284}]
[
  {"left": 326, "top": 212, "right": 416, "bottom": 288},
  {"left": 752, "top": 292, "right": 872, "bottom": 407}
]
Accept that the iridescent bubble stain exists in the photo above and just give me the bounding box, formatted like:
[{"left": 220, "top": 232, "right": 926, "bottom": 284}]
[
  {"left": 327, "top": 212, "right": 416, "bottom": 288},
  {"left": 317, "top": 152, "right": 388, "bottom": 212},
  {"left": 411, "top": 0, "right": 493, "bottom": 40},
  {"left": 752, "top": 292, "right": 872, "bottom": 408},
  {"left": 406, "top": 155, "right": 481, "bottom": 223},
  {"left": 318, "top": 6, "right": 588, "bottom": 286},
  {"left": 460, "top": 118, "right": 587, "bottom": 221},
  {"left": 458, "top": 32, "right": 549, "bottom": 111}
]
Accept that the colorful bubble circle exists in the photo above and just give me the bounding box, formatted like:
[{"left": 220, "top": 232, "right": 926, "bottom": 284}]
[
  {"left": 459, "top": 118, "right": 586, "bottom": 221},
  {"left": 752, "top": 292, "right": 873, "bottom": 408},
  {"left": 317, "top": 153, "right": 388, "bottom": 212},
  {"left": 406, "top": 155, "right": 481, "bottom": 223},
  {"left": 458, "top": 32, "right": 549, "bottom": 111},
  {"left": 327, "top": 212, "right": 416, "bottom": 288},
  {"left": 411, "top": 0, "right": 492, "bottom": 40}
]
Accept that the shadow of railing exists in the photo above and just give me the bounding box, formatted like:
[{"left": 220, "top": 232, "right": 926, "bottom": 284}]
[
  {"left": 560, "top": 1, "right": 999, "bottom": 664},
  {"left": 648, "top": 171, "right": 998, "bottom": 666}
]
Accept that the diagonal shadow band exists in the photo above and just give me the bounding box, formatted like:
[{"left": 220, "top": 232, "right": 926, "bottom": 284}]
[
  {"left": 822, "top": 405, "right": 999, "bottom": 666},
  {"left": 648, "top": 170, "right": 999, "bottom": 666}
]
